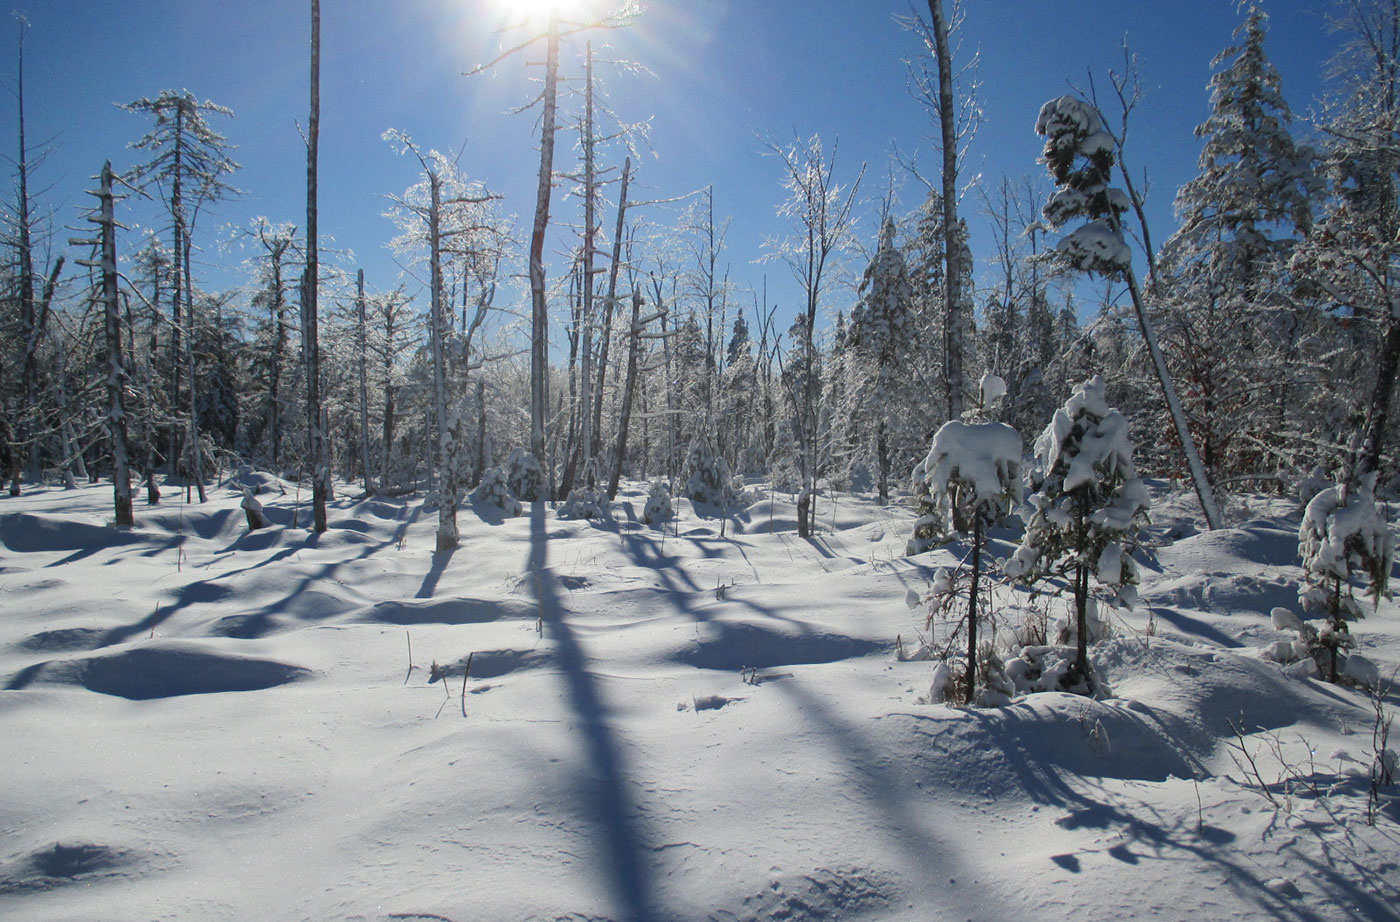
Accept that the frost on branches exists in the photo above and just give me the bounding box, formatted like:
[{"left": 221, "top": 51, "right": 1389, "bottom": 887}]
[
  {"left": 1295, "top": 473, "right": 1394, "bottom": 682},
  {"left": 911, "top": 418, "right": 1022, "bottom": 705},
  {"left": 1004, "top": 376, "right": 1149, "bottom": 694}
]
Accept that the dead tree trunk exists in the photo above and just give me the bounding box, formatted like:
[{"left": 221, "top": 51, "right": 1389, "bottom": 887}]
[
  {"left": 95, "top": 162, "right": 133, "bottom": 526},
  {"left": 928, "top": 0, "right": 966, "bottom": 421},
  {"left": 356, "top": 269, "right": 374, "bottom": 495},
  {"left": 305, "top": 0, "right": 328, "bottom": 532},
  {"left": 528, "top": 12, "right": 561, "bottom": 475},
  {"left": 609, "top": 290, "right": 644, "bottom": 500},
  {"left": 593, "top": 156, "right": 632, "bottom": 460}
]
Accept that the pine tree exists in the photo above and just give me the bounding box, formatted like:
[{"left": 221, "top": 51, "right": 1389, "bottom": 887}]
[
  {"left": 1297, "top": 472, "right": 1394, "bottom": 683},
  {"left": 1036, "top": 94, "right": 1222, "bottom": 529},
  {"left": 1291, "top": 0, "right": 1400, "bottom": 484},
  {"left": 848, "top": 217, "right": 915, "bottom": 503},
  {"left": 914, "top": 412, "right": 1022, "bottom": 703},
  {"left": 1004, "top": 376, "right": 1149, "bottom": 692},
  {"left": 1158, "top": 4, "right": 1317, "bottom": 482}
]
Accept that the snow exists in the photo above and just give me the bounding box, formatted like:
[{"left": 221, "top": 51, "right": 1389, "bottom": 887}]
[
  {"left": 0, "top": 478, "right": 1397, "bottom": 921},
  {"left": 918, "top": 420, "right": 1023, "bottom": 512}
]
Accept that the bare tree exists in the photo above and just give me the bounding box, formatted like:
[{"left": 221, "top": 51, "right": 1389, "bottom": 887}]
[
  {"left": 907, "top": 0, "right": 980, "bottom": 420},
  {"left": 469, "top": 4, "right": 639, "bottom": 494},
  {"left": 79, "top": 162, "right": 133, "bottom": 526},
  {"left": 122, "top": 89, "right": 238, "bottom": 498},
  {"left": 763, "top": 133, "right": 864, "bottom": 538},
  {"left": 385, "top": 133, "right": 504, "bottom": 550}
]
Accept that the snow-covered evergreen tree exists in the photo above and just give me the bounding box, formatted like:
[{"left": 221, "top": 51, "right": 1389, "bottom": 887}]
[
  {"left": 642, "top": 480, "right": 674, "bottom": 525},
  {"left": 472, "top": 464, "right": 521, "bottom": 517},
  {"left": 1158, "top": 4, "right": 1317, "bottom": 482},
  {"left": 506, "top": 447, "right": 545, "bottom": 503},
  {"left": 1297, "top": 473, "right": 1394, "bottom": 682},
  {"left": 913, "top": 416, "right": 1022, "bottom": 704},
  {"left": 684, "top": 432, "right": 736, "bottom": 508},
  {"left": 1004, "top": 375, "right": 1149, "bottom": 693},
  {"left": 1290, "top": 0, "right": 1400, "bottom": 485},
  {"left": 559, "top": 460, "right": 609, "bottom": 520},
  {"left": 1036, "top": 95, "right": 1222, "bottom": 530},
  {"left": 848, "top": 217, "right": 916, "bottom": 504}
]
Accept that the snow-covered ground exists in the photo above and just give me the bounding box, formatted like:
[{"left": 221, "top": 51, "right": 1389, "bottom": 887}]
[{"left": 2, "top": 477, "right": 1397, "bottom": 921}]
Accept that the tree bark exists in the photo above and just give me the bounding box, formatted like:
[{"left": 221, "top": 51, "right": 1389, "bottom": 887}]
[
  {"left": 428, "top": 175, "right": 459, "bottom": 552},
  {"left": 966, "top": 517, "right": 981, "bottom": 703},
  {"left": 1358, "top": 313, "right": 1400, "bottom": 479}
]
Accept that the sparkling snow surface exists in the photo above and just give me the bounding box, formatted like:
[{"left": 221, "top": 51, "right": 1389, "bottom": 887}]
[{"left": 1, "top": 479, "right": 1397, "bottom": 921}]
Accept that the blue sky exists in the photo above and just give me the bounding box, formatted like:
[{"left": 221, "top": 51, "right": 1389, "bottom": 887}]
[{"left": 3, "top": 0, "right": 1336, "bottom": 336}]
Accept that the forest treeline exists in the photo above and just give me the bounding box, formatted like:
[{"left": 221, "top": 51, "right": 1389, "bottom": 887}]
[{"left": 3, "top": 2, "right": 1399, "bottom": 550}]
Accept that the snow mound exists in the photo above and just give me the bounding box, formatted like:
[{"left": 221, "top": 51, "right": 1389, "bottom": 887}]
[
  {"left": 0, "top": 842, "right": 147, "bottom": 894},
  {"left": 676, "top": 622, "right": 886, "bottom": 671},
  {"left": 0, "top": 512, "right": 145, "bottom": 553},
  {"left": 8, "top": 641, "right": 311, "bottom": 699},
  {"left": 987, "top": 693, "right": 1196, "bottom": 781},
  {"left": 358, "top": 597, "right": 537, "bottom": 625},
  {"left": 17, "top": 627, "right": 106, "bottom": 653}
]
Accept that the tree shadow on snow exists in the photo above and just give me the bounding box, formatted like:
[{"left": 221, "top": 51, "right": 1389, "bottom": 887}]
[
  {"left": 97, "top": 503, "right": 423, "bottom": 646},
  {"left": 528, "top": 501, "right": 663, "bottom": 922}
]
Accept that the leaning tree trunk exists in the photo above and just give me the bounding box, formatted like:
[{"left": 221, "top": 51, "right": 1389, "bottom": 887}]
[
  {"left": 593, "top": 156, "right": 632, "bottom": 459},
  {"left": 1124, "top": 272, "right": 1222, "bottom": 529}
]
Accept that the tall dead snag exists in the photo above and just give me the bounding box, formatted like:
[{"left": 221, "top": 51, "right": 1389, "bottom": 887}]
[
  {"left": 529, "top": 12, "right": 560, "bottom": 474},
  {"left": 12, "top": 14, "right": 39, "bottom": 491},
  {"left": 468, "top": 4, "right": 639, "bottom": 495},
  {"left": 356, "top": 269, "right": 374, "bottom": 496},
  {"left": 593, "top": 157, "right": 632, "bottom": 461},
  {"left": 73, "top": 163, "right": 132, "bottom": 525},
  {"left": 928, "top": 0, "right": 965, "bottom": 420},
  {"left": 305, "top": 0, "right": 328, "bottom": 532},
  {"left": 384, "top": 133, "right": 504, "bottom": 551},
  {"left": 904, "top": 0, "right": 977, "bottom": 420},
  {"left": 122, "top": 90, "right": 238, "bottom": 499}
]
